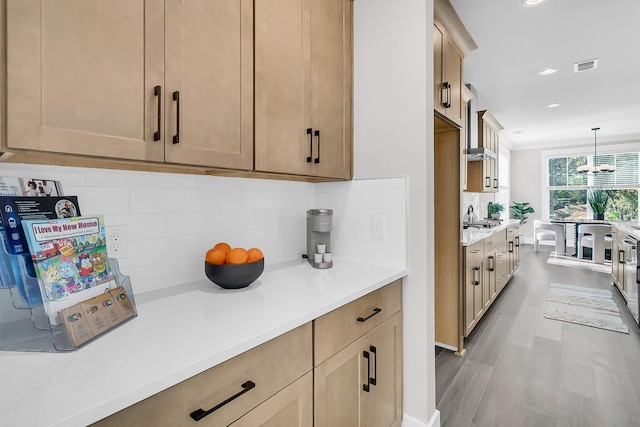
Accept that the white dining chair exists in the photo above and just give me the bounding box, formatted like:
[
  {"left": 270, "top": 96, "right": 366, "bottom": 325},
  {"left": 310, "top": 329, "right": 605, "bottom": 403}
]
[
  {"left": 534, "top": 220, "right": 566, "bottom": 255},
  {"left": 578, "top": 224, "right": 612, "bottom": 264}
]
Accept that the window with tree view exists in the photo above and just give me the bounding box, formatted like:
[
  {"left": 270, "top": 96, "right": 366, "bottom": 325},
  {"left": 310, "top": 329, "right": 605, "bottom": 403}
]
[{"left": 548, "top": 152, "right": 639, "bottom": 221}]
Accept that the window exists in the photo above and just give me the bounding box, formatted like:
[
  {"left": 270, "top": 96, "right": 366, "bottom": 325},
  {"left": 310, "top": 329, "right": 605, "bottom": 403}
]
[{"left": 547, "top": 152, "right": 639, "bottom": 221}]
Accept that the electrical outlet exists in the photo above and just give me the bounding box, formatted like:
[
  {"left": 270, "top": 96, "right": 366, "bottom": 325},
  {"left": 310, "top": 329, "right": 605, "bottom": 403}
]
[
  {"left": 371, "top": 216, "right": 384, "bottom": 239},
  {"left": 106, "top": 225, "right": 128, "bottom": 258},
  {"left": 277, "top": 215, "right": 287, "bottom": 237}
]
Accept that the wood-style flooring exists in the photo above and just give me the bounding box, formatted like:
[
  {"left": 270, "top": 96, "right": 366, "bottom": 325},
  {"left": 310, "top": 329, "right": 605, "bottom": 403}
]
[{"left": 435, "top": 244, "right": 640, "bottom": 427}]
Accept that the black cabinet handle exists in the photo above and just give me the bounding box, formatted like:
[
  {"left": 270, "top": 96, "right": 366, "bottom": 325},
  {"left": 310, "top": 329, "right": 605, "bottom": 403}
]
[
  {"left": 172, "top": 91, "right": 180, "bottom": 144},
  {"left": 473, "top": 266, "right": 480, "bottom": 286},
  {"left": 488, "top": 255, "right": 495, "bottom": 272},
  {"left": 306, "top": 128, "right": 313, "bottom": 163},
  {"left": 153, "top": 86, "right": 161, "bottom": 141},
  {"left": 189, "top": 380, "right": 255, "bottom": 421},
  {"left": 515, "top": 236, "right": 520, "bottom": 247},
  {"left": 369, "top": 345, "right": 377, "bottom": 386},
  {"left": 363, "top": 350, "right": 371, "bottom": 392},
  {"left": 314, "top": 129, "right": 320, "bottom": 164},
  {"left": 494, "top": 178, "right": 498, "bottom": 189},
  {"left": 485, "top": 177, "right": 491, "bottom": 188},
  {"left": 442, "top": 82, "right": 451, "bottom": 108},
  {"left": 357, "top": 307, "right": 382, "bottom": 322},
  {"left": 509, "top": 241, "right": 514, "bottom": 253},
  {"left": 619, "top": 250, "right": 625, "bottom": 264}
]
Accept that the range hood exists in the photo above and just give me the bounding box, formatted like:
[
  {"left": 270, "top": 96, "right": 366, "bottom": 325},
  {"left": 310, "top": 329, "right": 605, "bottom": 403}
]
[{"left": 465, "top": 84, "right": 497, "bottom": 161}]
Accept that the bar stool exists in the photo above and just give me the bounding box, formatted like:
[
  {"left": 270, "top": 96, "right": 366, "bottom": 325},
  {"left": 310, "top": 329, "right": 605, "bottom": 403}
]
[
  {"left": 534, "top": 220, "right": 566, "bottom": 255},
  {"left": 578, "top": 224, "right": 612, "bottom": 264}
]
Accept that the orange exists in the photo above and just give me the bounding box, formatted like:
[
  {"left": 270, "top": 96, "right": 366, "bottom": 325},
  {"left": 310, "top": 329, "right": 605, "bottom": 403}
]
[
  {"left": 205, "top": 248, "right": 226, "bottom": 265},
  {"left": 247, "top": 248, "right": 264, "bottom": 263},
  {"left": 213, "top": 242, "right": 231, "bottom": 255},
  {"left": 227, "top": 247, "right": 248, "bottom": 264}
]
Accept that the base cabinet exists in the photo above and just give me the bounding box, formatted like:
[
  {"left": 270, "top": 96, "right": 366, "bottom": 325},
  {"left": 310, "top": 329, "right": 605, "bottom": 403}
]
[{"left": 314, "top": 313, "right": 402, "bottom": 427}]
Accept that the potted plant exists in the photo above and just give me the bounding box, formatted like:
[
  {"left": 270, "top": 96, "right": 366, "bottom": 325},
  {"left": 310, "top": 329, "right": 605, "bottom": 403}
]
[
  {"left": 587, "top": 188, "right": 610, "bottom": 220},
  {"left": 510, "top": 202, "right": 535, "bottom": 224},
  {"left": 487, "top": 202, "right": 505, "bottom": 219}
]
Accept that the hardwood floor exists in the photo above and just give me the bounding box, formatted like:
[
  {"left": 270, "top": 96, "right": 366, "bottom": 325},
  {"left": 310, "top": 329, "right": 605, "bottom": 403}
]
[{"left": 436, "top": 244, "right": 640, "bottom": 427}]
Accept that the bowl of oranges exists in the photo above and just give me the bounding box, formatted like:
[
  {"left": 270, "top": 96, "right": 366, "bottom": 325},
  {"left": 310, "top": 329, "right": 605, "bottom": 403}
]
[{"left": 204, "top": 242, "right": 264, "bottom": 289}]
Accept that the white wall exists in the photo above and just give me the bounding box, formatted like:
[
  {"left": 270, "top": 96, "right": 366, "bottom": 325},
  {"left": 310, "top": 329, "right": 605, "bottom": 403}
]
[{"left": 354, "top": 0, "right": 437, "bottom": 426}]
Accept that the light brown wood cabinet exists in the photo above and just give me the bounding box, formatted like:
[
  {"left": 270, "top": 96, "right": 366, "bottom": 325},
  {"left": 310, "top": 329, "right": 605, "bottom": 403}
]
[
  {"left": 6, "top": 0, "right": 254, "bottom": 170},
  {"left": 94, "top": 281, "right": 402, "bottom": 426},
  {"left": 507, "top": 225, "right": 521, "bottom": 275},
  {"left": 464, "top": 240, "right": 484, "bottom": 336},
  {"left": 433, "top": 22, "right": 464, "bottom": 127},
  {"left": 254, "top": 0, "right": 352, "bottom": 179},
  {"left": 314, "top": 313, "right": 402, "bottom": 427},
  {"left": 466, "top": 110, "right": 503, "bottom": 193},
  {"left": 314, "top": 280, "right": 402, "bottom": 427}
]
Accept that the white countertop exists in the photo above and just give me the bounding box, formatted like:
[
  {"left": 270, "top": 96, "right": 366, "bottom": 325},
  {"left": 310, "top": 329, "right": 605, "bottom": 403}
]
[
  {"left": 611, "top": 221, "right": 640, "bottom": 240},
  {"left": 0, "top": 259, "right": 407, "bottom": 427},
  {"left": 462, "top": 219, "right": 521, "bottom": 246}
]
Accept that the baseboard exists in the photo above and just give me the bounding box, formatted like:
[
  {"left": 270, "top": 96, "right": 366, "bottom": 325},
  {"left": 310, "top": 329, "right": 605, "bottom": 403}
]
[{"left": 402, "top": 410, "right": 440, "bottom": 427}]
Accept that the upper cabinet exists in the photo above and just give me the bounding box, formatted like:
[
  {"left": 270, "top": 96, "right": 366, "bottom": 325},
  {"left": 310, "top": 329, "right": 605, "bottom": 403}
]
[
  {"left": 6, "top": 0, "right": 253, "bottom": 170},
  {"left": 466, "top": 110, "right": 503, "bottom": 193},
  {"left": 5, "top": 0, "right": 352, "bottom": 180},
  {"left": 254, "top": 0, "right": 353, "bottom": 180},
  {"left": 433, "top": 0, "right": 477, "bottom": 128},
  {"left": 433, "top": 23, "right": 464, "bottom": 127}
]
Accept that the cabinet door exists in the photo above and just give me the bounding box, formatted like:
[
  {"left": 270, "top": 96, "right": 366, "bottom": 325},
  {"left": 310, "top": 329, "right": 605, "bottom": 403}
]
[
  {"left": 309, "top": 0, "right": 352, "bottom": 179},
  {"left": 231, "top": 372, "right": 313, "bottom": 427},
  {"left": 315, "top": 313, "right": 402, "bottom": 427},
  {"left": 164, "top": 0, "right": 253, "bottom": 169},
  {"left": 254, "top": 0, "right": 352, "bottom": 179},
  {"left": 484, "top": 253, "right": 495, "bottom": 308},
  {"left": 464, "top": 260, "right": 482, "bottom": 336},
  {"left": 7, "top": 0, "right": 164, "bottom": 161},
  {"left": 254, "top": 0, "right": 310, "bottom": 176},
  {"left": 363, "top": 313, "right": 402, "bottom": 427},
  {"left": 442, "top": 38, "right": 464, "bottom": 126}
]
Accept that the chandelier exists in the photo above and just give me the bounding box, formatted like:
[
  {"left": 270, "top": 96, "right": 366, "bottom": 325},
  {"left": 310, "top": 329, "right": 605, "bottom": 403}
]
[{"left": 576, "top": 127, "right": 616, "bottom": 174}]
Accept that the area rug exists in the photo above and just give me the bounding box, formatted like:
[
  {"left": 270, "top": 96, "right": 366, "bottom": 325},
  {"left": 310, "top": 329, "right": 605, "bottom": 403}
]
[
  {"left": 544, "top": 283, "right": 629, "bottom": 334},
  {"left": 546, "top": 255, "right": 611, "bottom": 274}
]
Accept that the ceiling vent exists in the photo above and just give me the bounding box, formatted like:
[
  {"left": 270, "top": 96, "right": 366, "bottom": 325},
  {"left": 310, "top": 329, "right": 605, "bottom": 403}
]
[{"left": 574, "top": 58, "right": 599, "bottom": 73}]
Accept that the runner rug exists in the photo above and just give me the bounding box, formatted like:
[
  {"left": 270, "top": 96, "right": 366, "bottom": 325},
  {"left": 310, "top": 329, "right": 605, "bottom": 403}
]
[{"left": 544, "top": 283, "right": 629, "bottom": 334}]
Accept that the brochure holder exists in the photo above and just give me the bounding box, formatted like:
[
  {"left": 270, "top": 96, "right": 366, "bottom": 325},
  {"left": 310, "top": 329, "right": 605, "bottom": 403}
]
[{"left": 0, "top": 250, "right": 137, "bottom": 352}]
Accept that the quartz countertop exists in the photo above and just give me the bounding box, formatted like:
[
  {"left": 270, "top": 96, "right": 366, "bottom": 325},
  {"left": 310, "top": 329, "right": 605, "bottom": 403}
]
[
  {"left": 611, "top": 221, "right": 640, "bottom": 240},
  {"left": 462, "top": 219, "right": 521, "bottom": 246},
  {"left": 0, "top": 259, "right": 407, "bottom": 427}
]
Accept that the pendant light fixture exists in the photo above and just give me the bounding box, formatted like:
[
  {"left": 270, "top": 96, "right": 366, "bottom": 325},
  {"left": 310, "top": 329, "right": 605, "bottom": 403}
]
[{"left": 576, "top": 127, "right": 616, "bottom": 174}]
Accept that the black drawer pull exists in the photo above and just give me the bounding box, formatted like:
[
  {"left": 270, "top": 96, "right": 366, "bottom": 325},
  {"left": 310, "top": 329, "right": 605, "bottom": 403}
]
[
  {"left": 314, "top": 129, "right": 321, "bottom": 164},
  {"left": 153, "top": 85, "right": 161, "bottom": 141},
  {"left": 189, "top": 380, "right": 255, "bottom": 421},
  {"left": 306, "top": 128, "right": 313, "bottom": 163},
  {"left": 363, "top": 350, "right": 371, "bottom": 392},
  {"left": 357, "top": 307, "right": 382, "bottom": 322},
  {"left": 370, "top": 345, "right": 377, "bottom": 386},
  {"left": 172, "top": 91, "right": 180, "bottom": 144}
]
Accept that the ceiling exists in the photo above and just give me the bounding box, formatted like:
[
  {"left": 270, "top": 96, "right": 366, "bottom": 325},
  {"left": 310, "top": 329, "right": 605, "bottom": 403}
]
[{"left": 449, "top": 0, "right": 640, "bottom": 151}]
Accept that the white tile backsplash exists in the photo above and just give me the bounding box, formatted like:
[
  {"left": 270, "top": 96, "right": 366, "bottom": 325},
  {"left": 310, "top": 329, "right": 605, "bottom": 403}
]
[{"left": 0, "top": 164, "right": 407, "bottom": 294}]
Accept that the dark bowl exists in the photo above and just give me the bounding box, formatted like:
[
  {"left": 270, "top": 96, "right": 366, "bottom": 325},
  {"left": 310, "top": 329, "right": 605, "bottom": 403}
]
[{"left": 204, "top": 259, "right": 264, "bottom": 289}]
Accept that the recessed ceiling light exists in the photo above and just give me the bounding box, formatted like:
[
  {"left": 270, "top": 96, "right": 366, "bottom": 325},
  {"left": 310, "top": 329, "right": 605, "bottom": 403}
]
[
  {"left": 538, "top": 68, "right": 558, "bottom": 76},
  {"left": 546, "top": 103, "right": 561, "bottom": 108},
  {"left": 523, "top": 0, "right": 548, "bottom": 7}
]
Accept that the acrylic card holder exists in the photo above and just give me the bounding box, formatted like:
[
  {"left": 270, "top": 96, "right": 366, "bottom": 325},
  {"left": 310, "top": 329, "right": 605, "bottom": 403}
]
[{"left": 0, "top": 257, "right": 137, "bottom": 352}]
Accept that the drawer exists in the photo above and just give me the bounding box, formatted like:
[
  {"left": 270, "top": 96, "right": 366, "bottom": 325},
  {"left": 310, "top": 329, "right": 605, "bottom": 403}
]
[
  {"left": 507, "top": 226, "right": 519, "bottom": 240},
  {"left": 93, "top": 323, "right": 312, "bottom": 427},
  {"left": 483, "top": 229, "right": 506, "bottom": 252},
  {"left": 465, "top": 239, "right": 484, "bottom": 265},
  {"left": 314, "top": 279, "right": 402, "bottom": 366}
]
